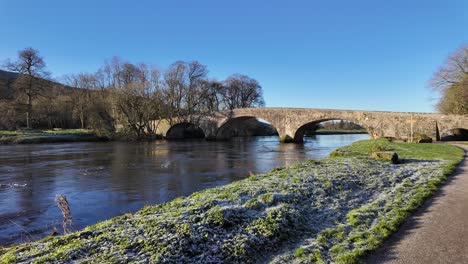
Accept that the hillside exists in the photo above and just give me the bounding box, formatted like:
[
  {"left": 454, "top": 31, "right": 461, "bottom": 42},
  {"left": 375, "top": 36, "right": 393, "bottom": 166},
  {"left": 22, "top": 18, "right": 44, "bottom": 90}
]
[
  {"left": 0, "top": 70, "right": 19, "bottom": 99},
  {"left": 0, "top": 69, "right": 75, "bottom": 99}
]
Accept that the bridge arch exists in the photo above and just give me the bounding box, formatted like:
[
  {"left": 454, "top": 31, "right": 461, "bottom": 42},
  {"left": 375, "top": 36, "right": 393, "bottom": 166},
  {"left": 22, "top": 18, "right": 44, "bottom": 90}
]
[
  {"left": 293, "top": 118, "right": 370, "bottom": 143},
  {"left": 216, "top": 116, "right": 279, "bottom": 141},
  {"left": 166, "top": 122, "right": 206, "bottom": 140},
  {"left": 441, "top": 127, "right": 468, "bottom": 141}
]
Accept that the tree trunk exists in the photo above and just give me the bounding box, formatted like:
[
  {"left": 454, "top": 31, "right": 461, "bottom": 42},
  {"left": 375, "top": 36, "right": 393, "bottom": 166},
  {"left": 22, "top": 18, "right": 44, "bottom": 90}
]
[
  {"left": 80, "top": 112, "right": 84, "bottom": 129},
  {"left": 26, "top": 93, "right": 32, "bottom": 129}
]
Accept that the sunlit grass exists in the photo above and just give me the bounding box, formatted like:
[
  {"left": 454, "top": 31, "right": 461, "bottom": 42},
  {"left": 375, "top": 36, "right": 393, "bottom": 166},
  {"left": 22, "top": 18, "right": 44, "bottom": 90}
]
[
  {"left": 0, "top": 129, "right": 98, "bottom": 144},
  {"left": 42, "top": 129, "right": 93, "bottom": 135},
  {"left": 330, "top": 138, "right": 463, "bottom": 162},
  {"left": 0, "top": 129, "right": 92, "bottom": 136}
]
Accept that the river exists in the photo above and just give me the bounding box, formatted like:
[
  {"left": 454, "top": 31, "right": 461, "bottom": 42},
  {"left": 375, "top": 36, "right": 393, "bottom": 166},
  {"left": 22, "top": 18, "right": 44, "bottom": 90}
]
[{"left": 0, "top": 134, "right": 369, "bottom": 245}]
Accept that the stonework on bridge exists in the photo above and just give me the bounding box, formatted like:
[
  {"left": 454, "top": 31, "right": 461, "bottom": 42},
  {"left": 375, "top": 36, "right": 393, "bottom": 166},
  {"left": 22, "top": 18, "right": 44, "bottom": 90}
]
[{"left": 157, "top": 107, "right": 468, "bottom": 143}]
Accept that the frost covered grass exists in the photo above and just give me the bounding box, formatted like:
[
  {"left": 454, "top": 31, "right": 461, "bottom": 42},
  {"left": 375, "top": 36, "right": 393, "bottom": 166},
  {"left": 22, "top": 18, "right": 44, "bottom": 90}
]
[{"left": 0, "top": 139, "right": 464, "bottom": 263}]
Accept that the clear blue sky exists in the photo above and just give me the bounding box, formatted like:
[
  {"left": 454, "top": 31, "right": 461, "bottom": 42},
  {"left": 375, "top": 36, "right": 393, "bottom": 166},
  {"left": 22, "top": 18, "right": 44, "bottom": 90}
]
[{"left": 1, "top": 0, "right": 467, "bottom": 112}]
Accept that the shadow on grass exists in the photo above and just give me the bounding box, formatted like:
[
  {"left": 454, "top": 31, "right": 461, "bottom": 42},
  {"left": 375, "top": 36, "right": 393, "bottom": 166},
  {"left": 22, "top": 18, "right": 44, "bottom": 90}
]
[{"left": 399, "top": 159, "right": 441, "bottom": 164}]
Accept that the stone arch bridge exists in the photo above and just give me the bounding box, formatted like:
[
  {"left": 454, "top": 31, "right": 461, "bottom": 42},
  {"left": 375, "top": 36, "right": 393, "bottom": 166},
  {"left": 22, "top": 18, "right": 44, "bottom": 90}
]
[{"left": 156, "top": 107, "right": 468, "bottom": 143}]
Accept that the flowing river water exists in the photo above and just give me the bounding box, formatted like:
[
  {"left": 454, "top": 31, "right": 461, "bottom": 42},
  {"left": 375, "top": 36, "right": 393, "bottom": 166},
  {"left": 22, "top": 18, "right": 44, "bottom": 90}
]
[{"left": 0, "top": 134, "right": 369, "bottom": 245}]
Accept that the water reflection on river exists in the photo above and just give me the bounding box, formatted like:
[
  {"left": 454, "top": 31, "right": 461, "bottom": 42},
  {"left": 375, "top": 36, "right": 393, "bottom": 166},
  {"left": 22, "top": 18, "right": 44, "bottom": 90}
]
[{"left": 0, "top": 134, "right": 369, "bottom": 245}]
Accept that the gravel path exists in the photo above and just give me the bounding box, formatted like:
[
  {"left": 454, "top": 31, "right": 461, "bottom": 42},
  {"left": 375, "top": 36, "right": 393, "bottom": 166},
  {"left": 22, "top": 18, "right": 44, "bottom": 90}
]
[{"left": 366, "top": 143, "right": 468, "bottom": 264}]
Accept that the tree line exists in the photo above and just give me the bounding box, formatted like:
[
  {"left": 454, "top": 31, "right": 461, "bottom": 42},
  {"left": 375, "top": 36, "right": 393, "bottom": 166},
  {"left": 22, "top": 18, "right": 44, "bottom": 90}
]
[{"left": 0, "top": 48, "right": 265, "bottom": 139}]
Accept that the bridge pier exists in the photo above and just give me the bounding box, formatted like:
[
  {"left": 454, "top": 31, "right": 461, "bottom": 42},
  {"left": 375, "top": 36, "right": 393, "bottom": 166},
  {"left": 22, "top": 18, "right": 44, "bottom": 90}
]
[
  {"left": 279, "top": 135, "right": 296, "bottom": 143},
  {"left": 275, "top": 124, "right": 301, "bottom": 143}
]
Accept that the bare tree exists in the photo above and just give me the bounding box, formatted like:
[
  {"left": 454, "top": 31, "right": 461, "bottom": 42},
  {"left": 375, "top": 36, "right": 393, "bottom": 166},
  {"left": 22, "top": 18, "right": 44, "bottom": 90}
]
[
  {"left": 114, "top": 62, "right": 163, "bottom": 139},
  {"left": 162, "top": 61, "right": 214, "bottom": 125},
  {"left": 436, "top": 76, "right": 468, "bottom": 115},
  {"left": 4, "top": 48, "right": 50, "bottom": 128},
  {"left": 1, "top": 51, "right": 266, "bottom": 136},
  {"left": 221, "top": 74, "right": 265, "bottom": 110},
  {"left": 431, "top": 45, "right": 468, "bottom": 91},
  {"left": 186, "top": 61, "right": 207, "bottom": 119},
  {"left": 163, "top": 61, "right": 187, "bottom": 122},
  {"left": 431, "top": 45, "right": 468, "bottom": 115},
  {"left": 199, "top": 80, "right": 224, "bottom": 112},
  {"left": 64, "top": 73, "right": 98, "bottom": 128}
]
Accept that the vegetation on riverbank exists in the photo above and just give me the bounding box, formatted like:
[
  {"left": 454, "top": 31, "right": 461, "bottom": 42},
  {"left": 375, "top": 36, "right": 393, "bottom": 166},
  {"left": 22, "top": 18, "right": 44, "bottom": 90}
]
[
  {"left": 0, "top": 139, "right": 464, "bottom": 263},
  {"left": 1, "top": 48, "right": 265, "bottom": 140},
  {"left": 304, "top": 120, "right": 367, "bottom": 136},
  {"left": 0, "top": 129, "right": 105, "bottom": 144}
]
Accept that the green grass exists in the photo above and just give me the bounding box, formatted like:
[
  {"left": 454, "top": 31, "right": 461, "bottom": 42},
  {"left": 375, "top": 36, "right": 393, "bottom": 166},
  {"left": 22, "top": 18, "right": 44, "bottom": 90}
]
[
  {"left": 330, "top": 138, "right": 463, "bottom": 162},
  {"left": 322, "top": 139, "right": 464, "bottom": 263},
  {"left": 0, "top": 129, "right": 93, "bottom": 136},
  {"left": 0, "top": 252, "right": 17, "bottom": 264},
  {"left": 0, "top": 131, "right": 20, "bottom": 136},
  {"left": 41, "top": 129, "right": 93, "bottom": 135},
  {"left": 0, "top": 129, "right": 100, "bottom": 144}
]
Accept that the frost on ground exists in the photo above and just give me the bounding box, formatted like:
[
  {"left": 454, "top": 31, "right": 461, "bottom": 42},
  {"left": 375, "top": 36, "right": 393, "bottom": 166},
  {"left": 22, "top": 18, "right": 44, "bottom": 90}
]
[{"left": 1, "top": 151, "right": 455, "bottom": 264}]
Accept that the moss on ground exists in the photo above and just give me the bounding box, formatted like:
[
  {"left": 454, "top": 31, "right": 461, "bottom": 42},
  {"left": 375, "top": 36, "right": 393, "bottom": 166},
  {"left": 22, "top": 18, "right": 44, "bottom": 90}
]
[{"left": 1, "top": 139, "right": 464, "bottom": 263}]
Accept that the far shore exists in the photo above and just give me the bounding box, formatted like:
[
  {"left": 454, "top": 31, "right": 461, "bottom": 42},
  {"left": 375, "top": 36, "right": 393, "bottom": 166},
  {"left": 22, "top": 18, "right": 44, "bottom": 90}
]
[
  {"left": 309, "top": 129, "right": 368, "bottom": 135},
  {"left": 0, "top": 129, "right": 106, "bottom": 145},
  {"left": 0, "top": 129, "right": 369, "bottom": 145}
]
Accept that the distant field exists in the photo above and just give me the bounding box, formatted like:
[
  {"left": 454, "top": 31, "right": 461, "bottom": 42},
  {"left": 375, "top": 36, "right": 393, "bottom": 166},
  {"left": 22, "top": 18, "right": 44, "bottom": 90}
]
[
  {"left": 0, "top": 129, "right": 92, "bottom": 136},
  {"left": 314, "top": 129, "right": 368, "bottom": 134},
  {"left": 0, "top": 129, "right": 101, "bottom": 144}
]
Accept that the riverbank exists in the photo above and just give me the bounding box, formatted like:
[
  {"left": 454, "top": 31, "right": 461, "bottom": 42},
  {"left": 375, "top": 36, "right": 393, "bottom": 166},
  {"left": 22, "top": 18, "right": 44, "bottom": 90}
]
[
  {"left": 0, "top": 130, "right": 105, "bottom": 144},
  {"left": 0, "top": 139, "right": 463, "bottom": 263},
  {"left": 0, "top": 128, "right": 368, "bottom": 145}
]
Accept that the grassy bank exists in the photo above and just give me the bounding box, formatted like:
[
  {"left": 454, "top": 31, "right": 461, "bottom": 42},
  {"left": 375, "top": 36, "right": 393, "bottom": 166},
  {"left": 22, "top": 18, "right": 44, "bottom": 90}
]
[
  {"left": 0, "top": 139, "right": 464, "bottom": 263},
  {"left": 0, "top": 129, "right": 105, "bottom": 144}
]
